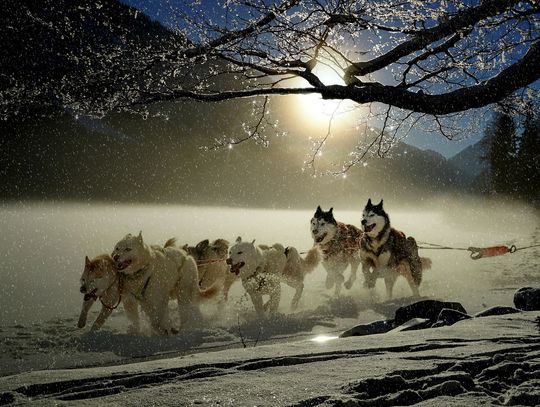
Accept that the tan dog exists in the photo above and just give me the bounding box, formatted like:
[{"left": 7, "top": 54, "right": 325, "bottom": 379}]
[
  {"left": 281, "top": 246, "right": 320, "bottom": 310},
  {"left": 111, "top": 232, "right": 219, "bottom": 335},
  {"left": 78, "top": 255, "right": 140, "bottom": 332},
  {"left": 183, "top": 239, "right": 238, "bottom": 301},
  {"left": 258, "top": 244, "right": 320, "bottom": 310}
]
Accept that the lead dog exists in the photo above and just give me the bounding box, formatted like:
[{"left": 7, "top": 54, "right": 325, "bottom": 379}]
[
  {"left": 78, "top": 254, "right": 140, "bottom": 332},
  {"left": 359, "top": 199, "right": 432, "bottom": 299},
  {"left": 183, "top": 239, "right": 238, "bottom": 301},
  {"left": 311, "top": 206, "right": 363, "bottom": 296},
  {"left": 111, "top": 232, "right": 219, "bottom": 334}
]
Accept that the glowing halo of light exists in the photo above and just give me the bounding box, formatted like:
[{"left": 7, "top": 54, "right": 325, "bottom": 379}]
[
  {"left": 278, "top": 59, "right": 364, "bottom": 133},
  {"left": 310, "top": 334, "right": 339, "bottom": 343}
]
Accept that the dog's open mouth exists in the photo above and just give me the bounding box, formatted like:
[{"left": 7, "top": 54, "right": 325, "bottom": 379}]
[
  {"left": 83, "top": 288, "right": 97, "bottom": 302},
  {"left": 363, "top": 223, "right": 376, "bottom": 233},
  {"left": 116, "top": 259, "right": 132, "bottom": 271},
  {"left": 314, "top": 233, "right": 327, "bottom": 244},
  {"left": 230, "top": 262, "right": 245, "bottom": 275}
]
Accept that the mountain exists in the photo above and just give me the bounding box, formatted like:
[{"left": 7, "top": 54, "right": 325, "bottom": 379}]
[
  {"left": 0, "top": 0, "right": 179, "bottom": 118},
  {"left": 448, "top": 139, "right": 488, "bottom": 178},
  {"left": 0, "top": 0, "right": 477, "bottom": 208},
  {"left": 0, "top": 107, "right": 475, "bottom": 208}
]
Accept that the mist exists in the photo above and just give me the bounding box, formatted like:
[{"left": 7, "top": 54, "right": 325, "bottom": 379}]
[{"left": 1, "top": 198, "right": 537, "bottom": 326}]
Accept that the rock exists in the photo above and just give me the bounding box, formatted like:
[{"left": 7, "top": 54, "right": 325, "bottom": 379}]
[
  {"left": 390, "top": 318, "right": 432, "bottom": 332},
  {"left": 432, "top": 308, "right": 471, "bottom": 328},
  {"left": 0, "top": 392, "right": 15, "bottom": 405},
  {"left": 475, "top": 306, "right": 521, "bottom": 317},
  {"left": 513, "top": 287, "right": 540, "bottom": 311},
  {"left": 394, "top": 300, "right": 467, "bottom": 326},
  {"left": 340, "top": 320, "right": 394, "bottom": 338}
]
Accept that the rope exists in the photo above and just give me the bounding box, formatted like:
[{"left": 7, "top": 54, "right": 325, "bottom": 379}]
[
  {"left": 418, "top": 241, "right": 540, "bottom": 260},
  {"left": 417, "top": 241, "right": 470, "bottom": 251},
  {"left": 196, "top": 259, "right": 226, "bottom": 266}
]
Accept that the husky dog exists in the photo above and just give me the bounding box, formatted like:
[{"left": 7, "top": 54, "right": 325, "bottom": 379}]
[
  {"left": 183, "top": 239, "right": 238, "bottom": 301},
  {"left": 311, "top": 206, "right": 363, "bottom": 296},
  {"left": 111, "top": 232, "right": 219, "bottom": 335},
  {"left": 227, "top": 237, "right": 287, "bottom": 316},
  {"left": 360, "top": 199, "right": 432, "bottom": 299},
  {"left": 78, "top": 254, "right": 140, "bottom": 332}
]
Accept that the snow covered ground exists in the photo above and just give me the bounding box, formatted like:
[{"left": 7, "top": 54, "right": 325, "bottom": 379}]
[{"left": 0, "top": 200, "right": 538, "bottom": 405}]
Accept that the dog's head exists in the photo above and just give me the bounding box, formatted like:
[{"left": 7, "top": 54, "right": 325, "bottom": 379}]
[
  {"left": 79, "top": 255, "right": 116, "bottom": 301},
  {"left": 361, "top": 199, "right": 389, "bottom": 237},
  {"left": 226, "top": 236, "right": 258, "bottom": 277},
  {"left": 185, "top": 239, "right": 230, "bottom": 261},
  {"left": 111, "top": 231, "right": 148, "bottom": 275},
  {"left": 311, "top": 206, "right": 338, "bottom": 245}
]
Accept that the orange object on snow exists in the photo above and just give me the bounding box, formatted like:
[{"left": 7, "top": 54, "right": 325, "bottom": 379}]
[{"left": 468, "top": 245, "right": 517, "bottom": 260}]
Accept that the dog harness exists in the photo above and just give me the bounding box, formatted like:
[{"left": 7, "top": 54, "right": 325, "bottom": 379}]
[
  {"left": 122, "top": 264, "right": 152, "bottom": 302},
  {"left": 320, "top": 222, "right": 363, "bottom": 260},
  {"left": 100, "top": 275, "right": 124, "bottom": 310},
  {"left": 362, "top": 227, "right": 419, "bottom": 268}
]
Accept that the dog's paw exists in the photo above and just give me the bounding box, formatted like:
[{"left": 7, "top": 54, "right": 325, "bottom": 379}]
[
  {"left": 363, "top": 280, "right": 376, "bottom": 289},
  {"left": 325, "top": 275, "right": 335, "bottom": 289}
]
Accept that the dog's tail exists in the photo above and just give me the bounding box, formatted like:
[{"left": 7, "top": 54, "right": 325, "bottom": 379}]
[
  {"left": 164, "top": 237, "right": 177, "bottom": 248},
  {"left": 198, "top": 282, "right": 221, "bottom": 300},
  {"left": 420, "top": 257, "right": 432, "bottom": 271},
  {"left": 302, "top": 247, "right": 320, "bottom": 274},
  {"left": 285, "top": 246, "right": 320, "bottom": 275}
]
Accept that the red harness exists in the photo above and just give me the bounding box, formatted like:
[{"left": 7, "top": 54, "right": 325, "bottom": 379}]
[{"left": 320, "top": 222, "right": 363, "bottom": 259}]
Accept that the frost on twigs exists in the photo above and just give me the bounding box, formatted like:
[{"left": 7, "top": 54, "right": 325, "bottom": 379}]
[{"left": 2, "top": 0, "right": 539, "bottom": 170}]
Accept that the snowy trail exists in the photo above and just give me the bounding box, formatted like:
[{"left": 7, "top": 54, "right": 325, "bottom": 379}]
[
  {"left": 1, "top": 201, "right": 538, "bottom": 380},
  {"left": 1, "top": 313, "right": 538, "bottom": 406}
]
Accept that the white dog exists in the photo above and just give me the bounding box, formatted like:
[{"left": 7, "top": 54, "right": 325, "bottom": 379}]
[
  {"left": 227, "top": 237, "right": 287, "bottom": 316},
  {"left": 111, "top": 232, "right": 219, "bottom": 334}
]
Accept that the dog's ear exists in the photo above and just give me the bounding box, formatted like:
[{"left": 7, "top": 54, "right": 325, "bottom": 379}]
[
  {"left": 181, "top": 244, "right": 189, "bottom": 251},
  {"left": 137, "top": 231, "right": 143, "bottom": 243},
  {"left": 251, "top": 239, "right": 256, "bottom": 245},
  {"left": 329, "top": 207, "right": 333, "bottom": 214},
  {"left": 85, "top": 256, "right": 91, "bottom": 267},
  {"left": 378, "top": 199, "right": 384, "bottom": 208},
  {"left": 367, "top": 198, "right": 372, "bottom": 208},
  {"left": 315, "top": 205, "right": 322, "bottom": 215},
  {"left": 236, "top": 236, "right": 242, "bottom": 243},
  {"left": 196, "top": 239, "right": 209, "bottom": 251}
]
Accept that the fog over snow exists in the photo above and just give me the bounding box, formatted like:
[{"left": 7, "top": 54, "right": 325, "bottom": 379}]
[{"left": 1, "top": 200, "right": 537, "bottom": 325}]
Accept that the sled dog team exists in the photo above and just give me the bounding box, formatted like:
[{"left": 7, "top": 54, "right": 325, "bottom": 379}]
[{"left": 78, "top": 199, "right": 431, "bottom": 334}]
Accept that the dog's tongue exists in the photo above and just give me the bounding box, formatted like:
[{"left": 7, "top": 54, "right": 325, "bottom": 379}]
[{"left": 230, "top": 262, "right": 244, "bottom": 275}]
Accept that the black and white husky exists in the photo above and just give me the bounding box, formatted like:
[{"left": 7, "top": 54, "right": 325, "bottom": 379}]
[
  {"left": 359, "top": 199, "right": 431, "bottom": 299},
  {"left": 311, "top": 206, "right": 363, "bottom": 296}
]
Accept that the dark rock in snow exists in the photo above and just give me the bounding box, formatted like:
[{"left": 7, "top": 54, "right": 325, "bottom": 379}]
[
  {"left": 0, "top": 392, "right": 15, "bottom": 405},
  {"left": 475, "top": 306, "right": 521, "bottom": 317},
  {"left": 390, "top": 318, "right": 432, "bottom": 332},
  {"left": 514, "top": 287, "right": 540, "bottom": 311},
  {"left": 340, "top": 320, "right": 394, "bottom": 338},
  {"left": 394, "top": 300, "right": 467, "bottom": 326},
  {"left": 432, "top": 308, "right": 471, "bottom": 328}
]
